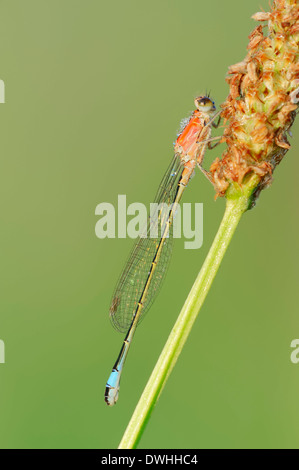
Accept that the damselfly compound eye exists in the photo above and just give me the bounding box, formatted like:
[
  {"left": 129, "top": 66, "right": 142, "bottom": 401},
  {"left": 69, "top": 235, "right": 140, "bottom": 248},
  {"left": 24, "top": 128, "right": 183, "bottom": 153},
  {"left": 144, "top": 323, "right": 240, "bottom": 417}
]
[{"left": 194, "top": 96, "right": 215, "bottom": 113}]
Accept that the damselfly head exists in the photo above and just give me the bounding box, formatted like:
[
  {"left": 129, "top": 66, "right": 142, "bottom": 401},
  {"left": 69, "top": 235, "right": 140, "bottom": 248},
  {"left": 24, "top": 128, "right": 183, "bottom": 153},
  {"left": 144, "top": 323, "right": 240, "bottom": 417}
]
[{"left": 194, "top": 95, "right": 216, "bottom": 114}]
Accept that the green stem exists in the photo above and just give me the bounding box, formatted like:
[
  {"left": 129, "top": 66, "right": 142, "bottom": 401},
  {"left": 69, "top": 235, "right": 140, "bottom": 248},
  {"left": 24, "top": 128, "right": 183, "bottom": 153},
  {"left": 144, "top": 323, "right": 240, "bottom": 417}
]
[{"left": 118, "top": 175, "right": 260, "bottom": 449}]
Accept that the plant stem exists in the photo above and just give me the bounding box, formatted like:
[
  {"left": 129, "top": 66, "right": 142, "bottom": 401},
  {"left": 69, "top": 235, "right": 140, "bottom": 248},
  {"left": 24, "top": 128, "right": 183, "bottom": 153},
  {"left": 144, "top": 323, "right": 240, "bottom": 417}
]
[{"left": 118, "top": 175, "right": 260, "bottom": 449}]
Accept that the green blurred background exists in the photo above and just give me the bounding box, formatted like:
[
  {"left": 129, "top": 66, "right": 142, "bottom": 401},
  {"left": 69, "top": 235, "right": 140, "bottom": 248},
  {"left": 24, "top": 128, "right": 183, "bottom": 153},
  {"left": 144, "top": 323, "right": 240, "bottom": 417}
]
[{"left": 0, "top": 0, "right": 298, "bottom": 449}]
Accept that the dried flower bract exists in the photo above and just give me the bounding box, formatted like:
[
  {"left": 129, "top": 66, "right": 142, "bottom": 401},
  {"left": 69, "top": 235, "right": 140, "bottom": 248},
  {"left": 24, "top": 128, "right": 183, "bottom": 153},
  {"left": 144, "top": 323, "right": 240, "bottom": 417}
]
[{"left": 211, "top": 0, "right": 299, "bottom": 197}]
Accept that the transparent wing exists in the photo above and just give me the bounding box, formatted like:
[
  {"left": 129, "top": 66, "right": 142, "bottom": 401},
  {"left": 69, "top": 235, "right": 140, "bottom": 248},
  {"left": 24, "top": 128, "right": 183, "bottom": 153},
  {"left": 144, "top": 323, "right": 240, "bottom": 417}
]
[{"left": 109, "top": 153, "right": 184, "bottom": 333}]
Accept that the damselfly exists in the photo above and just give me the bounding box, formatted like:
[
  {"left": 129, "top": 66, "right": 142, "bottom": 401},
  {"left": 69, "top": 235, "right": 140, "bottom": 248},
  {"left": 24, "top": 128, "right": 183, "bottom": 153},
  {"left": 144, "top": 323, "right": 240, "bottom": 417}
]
[{"left": 105, "top": 95, "right": 220, "bottom": 406}]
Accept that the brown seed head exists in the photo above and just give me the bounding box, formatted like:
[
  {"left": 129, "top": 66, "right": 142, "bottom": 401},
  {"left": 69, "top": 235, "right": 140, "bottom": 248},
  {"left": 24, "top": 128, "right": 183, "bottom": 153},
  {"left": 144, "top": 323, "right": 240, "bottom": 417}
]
[{"left": 211, "top": 0, "right": 299, "bottom": 198}]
